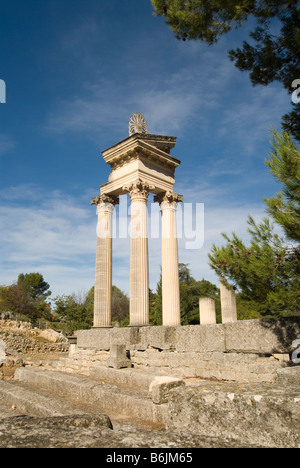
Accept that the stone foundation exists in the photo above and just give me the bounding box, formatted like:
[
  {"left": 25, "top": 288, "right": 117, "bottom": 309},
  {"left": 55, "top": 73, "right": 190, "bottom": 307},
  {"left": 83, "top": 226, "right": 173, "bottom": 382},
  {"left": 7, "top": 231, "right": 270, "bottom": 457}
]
[{"left": 69, "top": 318, "right": 300, "bottom": 383}]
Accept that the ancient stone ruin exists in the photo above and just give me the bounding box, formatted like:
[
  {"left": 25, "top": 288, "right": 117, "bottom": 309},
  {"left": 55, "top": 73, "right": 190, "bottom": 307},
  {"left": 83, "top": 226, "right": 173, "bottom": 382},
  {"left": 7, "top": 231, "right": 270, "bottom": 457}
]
[{"left": 0, "top": 116, "right": 299, "bottom": 448}]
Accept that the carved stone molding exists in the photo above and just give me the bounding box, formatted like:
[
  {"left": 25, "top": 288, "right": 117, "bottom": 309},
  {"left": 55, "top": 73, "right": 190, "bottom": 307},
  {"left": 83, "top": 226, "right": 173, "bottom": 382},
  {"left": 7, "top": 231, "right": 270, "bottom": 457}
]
[
  {"left": 123, "top": 179, "right": 155, "bottom": 201},
  {"left": 154, "top": 191, "right": 183, "bottom": 206},
  {"left": 129, "top": 113, "right": 148, "bottom": 136},
  {"left": 91, "top": 194, "right": 119, "bottom": 206}
]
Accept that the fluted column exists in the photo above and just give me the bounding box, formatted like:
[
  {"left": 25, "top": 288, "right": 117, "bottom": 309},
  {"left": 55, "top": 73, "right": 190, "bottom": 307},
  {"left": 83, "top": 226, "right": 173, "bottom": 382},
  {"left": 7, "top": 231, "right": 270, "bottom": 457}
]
[
  {"left": 199, "top": 297, "right": 217, "bottom": 325},
  {"left": 155, "top": 192, "right": 183, "bottom": 326},
  {"left": 124, "top": 180, "right": 153, "bottom": 327},
  {"left": 91, "top": 194, "right": 118, "bottom": 328},
  {"left": 220, "top": 278, "right": 237, "bottom": 323}
]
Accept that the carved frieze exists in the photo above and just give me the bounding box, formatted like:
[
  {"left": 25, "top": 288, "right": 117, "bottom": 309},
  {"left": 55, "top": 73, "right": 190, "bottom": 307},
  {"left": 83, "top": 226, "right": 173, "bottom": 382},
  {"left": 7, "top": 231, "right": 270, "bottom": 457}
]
[
  {"left": 91, "top": 194, "right": 119, "bottom": 206},
  {"left": 154, "top": 191, "right": 183, "bottom": 206}
]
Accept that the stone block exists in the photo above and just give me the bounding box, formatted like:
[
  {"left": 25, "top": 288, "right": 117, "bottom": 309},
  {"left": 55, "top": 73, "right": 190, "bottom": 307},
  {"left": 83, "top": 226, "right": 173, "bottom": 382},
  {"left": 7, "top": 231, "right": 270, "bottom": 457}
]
[
  {"left": 175, "top": 325, "right": 225, "bottom": 353},
  {"left": 276, "top": 366, "right": 300, "bottom": 389},
  {"left": 199, "top": 298, "right": 216, "bottom": 325},
  {"left": 149, "top": 376, "right": 185, "bottom": 404},
  {"left": 106, "top": 344, "right": 131, "bottom": 369},
  {"left": 220, "top": 280, "right": 237, "bottom": 323},
  {"left": 138, "top": 326, "right": 177, "bottom": 351},
  {"left": 76, "top": 328, "right": 111, "bottom": 350},
  {"left": 76, "top": 317, "right": 299, "bottom": 360}
]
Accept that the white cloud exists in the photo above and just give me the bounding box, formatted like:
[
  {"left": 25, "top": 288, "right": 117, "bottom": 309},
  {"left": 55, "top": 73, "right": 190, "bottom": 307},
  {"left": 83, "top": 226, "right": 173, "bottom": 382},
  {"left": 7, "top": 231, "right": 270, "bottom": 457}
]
[
  {"left": 0, "top": 182, "right": 268, "bottom": 298},
  {"left": 0, "top": 188, "right": 96, "bottom": 294},
  {"left": 44, "top": 44, "right": 237, "bottom": 140},
  {"left": 44, "top": 45, "right": 290, "bottom": 165}
]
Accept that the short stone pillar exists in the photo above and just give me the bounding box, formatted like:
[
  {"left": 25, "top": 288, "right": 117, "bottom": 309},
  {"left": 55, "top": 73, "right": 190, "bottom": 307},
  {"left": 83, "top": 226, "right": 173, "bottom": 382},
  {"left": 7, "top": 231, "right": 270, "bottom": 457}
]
[
  {"left": 220, "top": 279, "right": 237, "bottom": 323},
  {"left": 91, "top": 195, "right": 119, "bottom": 328},
  {"left": 107, "top": 344, "right": 131, "bottom": 369},
  {"left": 91, "top": 116, "right": 184, "bottom": 330},
  {"left": 0, "top": 339, "right": 6, "bottom": 364},
  {"left": 199, "top": 297, "right": 216, "bottom": 325},
  {"left": 67, "top": 336, "right": 78, "bottom": 357}
]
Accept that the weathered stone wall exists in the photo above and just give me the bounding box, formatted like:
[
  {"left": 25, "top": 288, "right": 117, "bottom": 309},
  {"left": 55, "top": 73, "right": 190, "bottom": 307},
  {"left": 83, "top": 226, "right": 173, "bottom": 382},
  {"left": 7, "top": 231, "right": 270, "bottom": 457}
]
[
  {"left": 0, "top": 320, "right": 69, "bottom": 356},
  {"left": 73, "top": 318, "right": 300, "bottom": 383},
  {"left": 1, "top": 333, "right": 69, "bottom": 355},
  {"left": 76, "top": 317, "right": 300, "bottom": 354}
]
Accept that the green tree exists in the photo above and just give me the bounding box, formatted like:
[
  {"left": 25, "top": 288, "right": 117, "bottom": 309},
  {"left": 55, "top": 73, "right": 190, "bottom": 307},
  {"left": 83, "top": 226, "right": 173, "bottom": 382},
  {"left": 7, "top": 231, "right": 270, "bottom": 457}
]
[
  {"left": 235, "top": 294, "right": 264, "bottom": 320},
  {"left": 18, "top": 273, "right": 51, "bottom": 301},
  {"left": 111, "top": 286, "right": 130, "bottom": 324},
  {"left": 151, "top": 0, "right": 300, "bottom": 140},
  {"left": 208, "top": 130, "right": 300, "bottom": 318},
  {"left": 0, "top": 283, "right": 35, "bottom": 318},
  {"left": 150, "top": 264, "right": 220, "bottom": 324},
  {"left": 53, "top": 285, "right": 130, "bottom": 332},
  {"left": 149, "top": 287, "right": 162, "bottom": 326},
  {"left": 264, "top": 130, "right": 300, "bottom": 243}
]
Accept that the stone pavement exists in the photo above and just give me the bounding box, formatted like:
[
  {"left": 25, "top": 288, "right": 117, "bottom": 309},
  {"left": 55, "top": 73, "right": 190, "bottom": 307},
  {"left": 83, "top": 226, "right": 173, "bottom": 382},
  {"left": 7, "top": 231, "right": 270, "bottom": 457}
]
[
  {"left": 0, "top": 413, "right": 261, "bottom": 448},
  {"left": 0, "top": 365, "right": 299, "bottom": 448}
]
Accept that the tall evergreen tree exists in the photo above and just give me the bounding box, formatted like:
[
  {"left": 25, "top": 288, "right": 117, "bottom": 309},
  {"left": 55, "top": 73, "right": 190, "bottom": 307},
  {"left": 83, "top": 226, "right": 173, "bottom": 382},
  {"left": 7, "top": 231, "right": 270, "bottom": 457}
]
[
  {"left": 18, "top": 273, "right": 51, "bottom": 301},
  {"left": 151, "top": 0, "right": 300, "bottom": 141},
  {"left": 150, "top": 264, "right": 220, "bottom": 324},
  {"left": 264, "top": 130, "right": 300, "bottom": 243}
]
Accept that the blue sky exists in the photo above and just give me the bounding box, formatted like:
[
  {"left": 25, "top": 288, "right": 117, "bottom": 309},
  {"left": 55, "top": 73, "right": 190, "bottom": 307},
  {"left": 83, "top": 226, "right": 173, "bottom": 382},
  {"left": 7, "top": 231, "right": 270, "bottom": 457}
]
[{"left": 0, "top": 0, "right": 292, "bottom": 299}]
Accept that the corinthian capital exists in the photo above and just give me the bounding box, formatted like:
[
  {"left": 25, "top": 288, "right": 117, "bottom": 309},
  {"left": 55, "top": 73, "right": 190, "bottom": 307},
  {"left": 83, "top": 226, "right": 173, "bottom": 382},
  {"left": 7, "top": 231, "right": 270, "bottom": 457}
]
[
  {"left": 123, "top": 178, "right": 154, "bottom": 201},
  {"left": 91, "top": 194, "right": 119, "bottom": 206},
  {"left": 154, "top": 191, "right": 183, "bottom": 206}
]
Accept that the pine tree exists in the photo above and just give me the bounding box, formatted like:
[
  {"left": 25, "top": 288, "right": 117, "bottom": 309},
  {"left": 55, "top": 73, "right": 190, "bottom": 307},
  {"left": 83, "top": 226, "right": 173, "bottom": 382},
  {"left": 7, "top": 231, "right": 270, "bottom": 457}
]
[
  {"left": 208, "top": 217, "right": 300, "bottom": 316},
  {"left": 264, "top": 130, "right": 300, "bottom": 243},
  {"left": 151, "top": 0, "right": 300, "bottom": 141},
  {"left": 208, "top": 130, "right": 300, "bottom": 316}
]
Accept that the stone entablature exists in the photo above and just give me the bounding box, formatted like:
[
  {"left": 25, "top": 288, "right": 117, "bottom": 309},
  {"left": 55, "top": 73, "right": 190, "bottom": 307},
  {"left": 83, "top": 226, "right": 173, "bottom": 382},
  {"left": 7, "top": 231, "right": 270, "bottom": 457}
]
[{"left": 100, "top": 133, "right": 180, "bottom": 197}]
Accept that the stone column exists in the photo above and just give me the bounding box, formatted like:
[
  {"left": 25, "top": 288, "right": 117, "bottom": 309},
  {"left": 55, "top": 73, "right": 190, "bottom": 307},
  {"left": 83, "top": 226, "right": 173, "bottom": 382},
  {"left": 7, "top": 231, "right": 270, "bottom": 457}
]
[
  {"left": 199, "top": 297, "right": 216, "bottom": 325},
  {"left": 91, "top": 195, "right": 118, "bottom": 328},
  {"left": 124, "top": 180, "right": 153, "bottom": 327},
  {"left": 220, "top": 278, "right": 237, "bottom": 323},
  {"left": 155, "top": 192, "right": 183, "bottom": 326}
]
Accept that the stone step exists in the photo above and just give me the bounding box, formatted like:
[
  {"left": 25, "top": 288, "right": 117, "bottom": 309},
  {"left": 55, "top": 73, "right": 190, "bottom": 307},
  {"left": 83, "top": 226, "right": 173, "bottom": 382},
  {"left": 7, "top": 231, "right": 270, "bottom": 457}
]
[
  {"left": 130, "top": 350, "right": 288, "bottom": 382},
  {"left": 168, "top": 379, "right": 300, "bottom": 448},
  {"left": 90, "top": 365, "right": 183, "bottom": 394},
  {"left": 0, "top": 380, "right": 111, "bottom": 426},
  {"left": 13, "top": 367, "right": 168, "bottom": 425}
]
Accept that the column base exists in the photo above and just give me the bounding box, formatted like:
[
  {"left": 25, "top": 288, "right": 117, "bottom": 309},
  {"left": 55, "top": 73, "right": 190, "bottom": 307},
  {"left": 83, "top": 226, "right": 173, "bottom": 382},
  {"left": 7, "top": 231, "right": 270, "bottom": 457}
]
[{"left": 92, "top": 326, "right": 113, "bottom": 329}]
